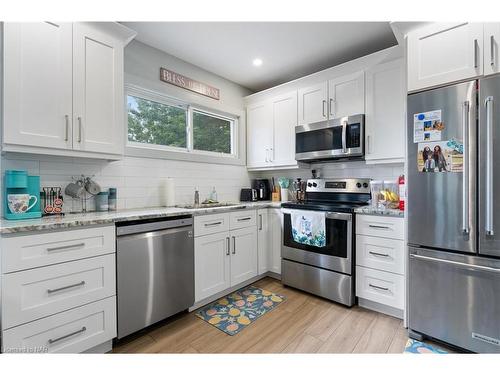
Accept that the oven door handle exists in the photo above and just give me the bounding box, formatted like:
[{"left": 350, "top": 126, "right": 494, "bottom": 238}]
[{"left": 326, "top": 212, "right": 352, "bottom": 221}]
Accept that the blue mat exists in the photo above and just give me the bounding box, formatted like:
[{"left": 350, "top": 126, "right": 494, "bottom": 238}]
[{"left": 404, "top": 339, "right": 448, "bottom": 354}]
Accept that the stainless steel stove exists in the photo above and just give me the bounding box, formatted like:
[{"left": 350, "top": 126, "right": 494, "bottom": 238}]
[{"left": 281, "top": 178, "right": 371, "bottom": 306}]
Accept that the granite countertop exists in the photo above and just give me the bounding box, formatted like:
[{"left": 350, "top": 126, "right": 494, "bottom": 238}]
[
  {"left": 354, "top": 206, "right": 405, "bottom": 218},
  {"left": 0, "top": 201, "right": 283, "bottom": 234}
]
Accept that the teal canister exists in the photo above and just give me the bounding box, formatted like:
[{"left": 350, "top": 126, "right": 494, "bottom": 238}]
[{"left": 95, "top": 192, "right": 109, "bottom": 212}]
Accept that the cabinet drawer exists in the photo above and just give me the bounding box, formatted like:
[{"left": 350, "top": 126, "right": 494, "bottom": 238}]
[
  {"left": 356, "top": 235, "right": 405, "bottom": 275},
  {"left": 2, "top": 254, "right": 116, "bottom": 329},
  {"left": 356, "top": 215, "right": 404, "bottom": 240},
  {"left": 230, "top": 210, "right": 257, "bottom": 230},
  {"left": 194, "top": 213, "right": 230, "bottom": 237},
  {"left": 2, "top": 297, "right": 116, "bottom": 353},
  {"left": 355, "top": 266, "right": 404, "bottom": 309},
  {"left": 1, "top": 225, "right": 115, "bottom": 273}
]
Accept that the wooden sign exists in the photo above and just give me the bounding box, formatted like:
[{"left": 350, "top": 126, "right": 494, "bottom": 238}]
[{"left": 160, "top": 68, "right": 220, "bottom": 100}]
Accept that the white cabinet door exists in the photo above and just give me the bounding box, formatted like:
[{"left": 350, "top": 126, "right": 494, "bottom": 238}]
[
  {"left": 365, "top": 59, "right": 405, "bottom": 163},
  {"left": 257, "top": 209, "right": 270, "bottom": 275},
  {"left": 484, "top": 23, "right": 500, "bottom": 76},
  {"left": 407, "top": 22, "right": 483, "bottom": 92},
  {"left": 230, "top": 227, "right": 258, "bottom": 286},
  {"left": 194, "top": 232, "right": 231, "bottom": 302},
  {"left": 328, "top": 71, "right": 365, "bottom": 119},
  {"left": 271, "top": 91, "right": 298, "bottom": 167},
  {"left": 73, "top": 23, "right": 124, "bottom": 155},
  {"left": 247, "top": 101, "right": 273, "bottom": 168},
  {"left": 3, "top": 22, "right": 73, "bottom": 150},
  {"left": 298, "top": 82, "right": 328, "bottom": 125},
  {"left": 268, "top": 208, "right": 282, "bottom": 275}
]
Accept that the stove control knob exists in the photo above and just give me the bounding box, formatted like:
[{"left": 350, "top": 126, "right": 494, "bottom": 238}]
[
  {"left": 363, "top": 183, "right": 369, "bottom": 188},
  {"left": 307, "top": 183, "right": 312, "bottom": 187},
  {"left": 312, "top": 182, "right": 318, "bottom": 187},
  {"left": 356, "top": 182, "right": 362, "bottom": 188}
]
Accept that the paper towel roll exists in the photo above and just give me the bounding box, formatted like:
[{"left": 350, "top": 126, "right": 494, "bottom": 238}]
[{"left": 164, "top": 178, "right": 175, "bottom": 207}]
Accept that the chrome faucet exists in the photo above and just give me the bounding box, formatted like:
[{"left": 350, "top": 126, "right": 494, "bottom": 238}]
[{"left": 194, "top": 187, "right": 200, "bottom": 206}]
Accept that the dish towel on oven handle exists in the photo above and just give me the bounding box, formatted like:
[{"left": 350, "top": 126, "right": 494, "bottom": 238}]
[{"left": 290, "top": 210, "right": 326, "bottom": 247}]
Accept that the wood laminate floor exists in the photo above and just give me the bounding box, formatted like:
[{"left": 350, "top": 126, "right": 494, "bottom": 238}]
[{"left": 112, "top": 277, "right": 415, "bottom": 354}]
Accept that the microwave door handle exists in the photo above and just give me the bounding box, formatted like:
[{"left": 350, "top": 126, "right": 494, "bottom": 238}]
[
  {"left": 486, "top": 96, "right": 494, "bottom": 236},
  {"left": 341, "top": 121, "right": 347, "bottom": 153},
  {"left": 462, "top": 101, "right": 470, "bottom": 236}
]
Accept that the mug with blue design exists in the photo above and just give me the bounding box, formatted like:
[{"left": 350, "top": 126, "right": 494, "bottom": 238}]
[{"left": 8, "top": 194, "right": 38, "bottom": 214}]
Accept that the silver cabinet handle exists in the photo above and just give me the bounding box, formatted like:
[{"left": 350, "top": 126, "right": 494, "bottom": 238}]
[
  {"left": 474, "top": 39, "right": 479, "bottom": 69},
  {"left": 341, "top": 120, "right": 347, "bottom": 153},
  {"left": 64, "top": 115, "right": 69, "bottom": 142},
  {"left": 369, "top": 251, "right": 389, "bottom": 257},
  {"left": 48, "top": 327, "right": 86, "bottom": 345},
  {"left": 265, "top": 148, "right": 269, "bottom": 163},
  {"left": 47, "top": 242, "right": 85, "bottom": 252},
  {"left": 226, "top": 237, "right": 230, "bottom": 256},
  {"left": 322, "top": 100, "right": 326, "bottom": 118},
  {"left": 232, "top": 236, "right": 236, "bottom": 255},
  {"left": 462, "top": 101, "right": 470, "bottom": 235},
  {"left": 47, "top": 281, "right": 85, "bottom": 294},
  {"left": 259, "top": 214, "right": 263, "bottom": 230},
  {"left": 237, "top": 217, "right": 251, "bottom": 222},
  {"left": 491, "top": 35, "right": 495, "bottom": 67},
  {"left": 329, "top": 98, "right": 334, "bottom": 117},
  {"left": 485, "top": 96, "right": 494, "bottom": 236},
  {"left": 369, "top": 283, "right": 389, "bottom": 291},
  {"left": 410, "top": 253, "right": 500, "bottom": 274},
  {"left": 269, "top": 147, "right": 273, "bottom": 162},
  {"left": 77, "top": 116, "right": 82, "bottom": 143},
  {"left": 368, "top": 224, "right": 390, "bottom": 229},
  {"left": 204, "top": 221, "right": 222, "bottom": 227}
]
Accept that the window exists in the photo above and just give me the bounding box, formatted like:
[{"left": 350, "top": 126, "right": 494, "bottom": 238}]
[
  {"left": 126, "top": 90, "right": 237, "bottom": 158},
  {"left": 127, "top": 95, "right": 187, "bottom": 148}
]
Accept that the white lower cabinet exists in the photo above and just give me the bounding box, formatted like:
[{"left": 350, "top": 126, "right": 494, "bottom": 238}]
[
  {"left": 257, "top": 209, "right": 270, "bottom": 275},
  {"left": 0, "top": 225, "right": 117, "bottom": 353},
  {"left": 2, "top": 297, "right": 116, "bottom": 354},
  {"left": 230, "top": 227, "right": 258, "bottom": 285},
  {"left": 355, "top": 214, "right": 405, "bottom": 318},
  {"left": 194, "top": 231, "right": 231, "bottom": 302},
  {"left": 268, "top": 208, "right": 283, "bottom": 275}
]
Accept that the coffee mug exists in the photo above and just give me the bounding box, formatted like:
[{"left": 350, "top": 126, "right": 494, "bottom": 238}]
[{"left": 8, "top": 194, "right": 38, "bottom": 214}]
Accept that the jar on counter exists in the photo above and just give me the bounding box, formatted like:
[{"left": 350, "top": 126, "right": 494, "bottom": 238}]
[
  {"left": 108, "top": 188, "right": 117, "bottom": 211},
  {"left": 95, "top": 191, "right": 109, "bottom": 212}
]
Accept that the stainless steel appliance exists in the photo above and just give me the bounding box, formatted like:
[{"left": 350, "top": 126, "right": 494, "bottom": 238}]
[
  {"left": 407, "top": 76, "right": 500, "bottom": 353},
  {"left": 116, "top": 215, "right": 194, "bottom": 339},
  {"left": 252, "top": 179, "right": 271, "bottom": 201},
  {"left": 295, "top": 114, "right": 364, "bottom": 162},
  {"left": 281, "top": 178, "right": 371, "bottom": 306}
]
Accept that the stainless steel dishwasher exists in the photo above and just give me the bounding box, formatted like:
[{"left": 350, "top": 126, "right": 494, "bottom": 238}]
[{"left": 116, "top": 215, "right": 194, "bottom": 339}]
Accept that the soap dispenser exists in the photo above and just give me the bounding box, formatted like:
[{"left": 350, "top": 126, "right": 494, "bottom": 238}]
[{"left": 210, "top": 186, "right": 218, "bottom": 202}]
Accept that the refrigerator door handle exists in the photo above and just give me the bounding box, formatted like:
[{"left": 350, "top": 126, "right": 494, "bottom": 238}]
[
  {"left": 462, "top": 101, "right": 470, "bottom": 236},
  {"left": 485, "top": 96, "right": 495, "bottom": 236},
  {"left": 410, "top": 253, "right": 500, "bottom": 274}
]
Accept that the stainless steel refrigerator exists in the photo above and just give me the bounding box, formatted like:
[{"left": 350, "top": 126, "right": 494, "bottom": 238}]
[{"left": 407, "top": 76, "right": 500, "bottom": 353}]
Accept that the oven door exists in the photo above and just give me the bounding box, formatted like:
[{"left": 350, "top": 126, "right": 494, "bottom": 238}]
[
  {"left": 295, "top": 114, "right": 364, "bottom": 161},
  {"left": 282, "top": 210, "right": 352, "bottom": 274}
]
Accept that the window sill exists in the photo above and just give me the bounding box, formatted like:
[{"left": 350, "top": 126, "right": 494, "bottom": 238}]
[{"left": 125, "top": 145, "right": 246, "bottom": 166}]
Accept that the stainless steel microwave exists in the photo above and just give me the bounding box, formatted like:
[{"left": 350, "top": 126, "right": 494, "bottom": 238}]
[{"left": 295, "top": 114, "right": 364, "bottom": 162}]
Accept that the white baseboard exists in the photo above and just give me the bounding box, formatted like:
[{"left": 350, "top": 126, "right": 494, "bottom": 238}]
[
  {"left": 84, "top": 340, "right": 113, "bottom": 354},
  {"left": 358, "top": 297, "right": 404, "bottom": 319}
]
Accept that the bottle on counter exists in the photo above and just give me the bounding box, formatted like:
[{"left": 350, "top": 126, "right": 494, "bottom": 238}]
[
  {"left": 108, "top": 188, "right": 117, "bottom": 211},
  {"left": 210, "top": 186, "right": 218, "bottom": 202}
]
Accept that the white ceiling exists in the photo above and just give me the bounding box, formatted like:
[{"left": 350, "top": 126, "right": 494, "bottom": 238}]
[{"left": 122, "top": 22, "right": 398, "bottom": 92}]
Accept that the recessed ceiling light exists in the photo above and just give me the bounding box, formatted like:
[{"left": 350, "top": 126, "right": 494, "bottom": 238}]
[{"left": 252, "top": 58, "right": 263, "bottom": 67}]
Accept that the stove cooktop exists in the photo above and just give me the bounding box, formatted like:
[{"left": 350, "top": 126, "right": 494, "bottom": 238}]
[{"left": 281, "top": 200, "right": 369, "bottom": 213}]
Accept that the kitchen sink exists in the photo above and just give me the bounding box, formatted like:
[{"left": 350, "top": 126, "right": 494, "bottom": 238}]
[{"left": 176, "top": 203, "right": 241, "bottom": 209}]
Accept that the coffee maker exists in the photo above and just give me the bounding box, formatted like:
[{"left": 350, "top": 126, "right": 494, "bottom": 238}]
[{"left": 251, "top": 179, "right": 271, "bottom": 201}]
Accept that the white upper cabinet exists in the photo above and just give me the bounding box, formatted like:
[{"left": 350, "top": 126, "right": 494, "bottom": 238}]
[
  {"left": 2, "top": 22, "right": 136, "bottom": 159},
  {"left": 246, "top": 90, "right": 300, "bottom": 170},
  {"left": 328, "top": 71, "right": 365, "bottom": 119},
  {"left": 247, "top": 101, "right": 273, "bottom": 168},
  {"left": 271, "top": 91, "right": 297, "bottom": 167},
  {"left": 365, "top": 59, "right": 405, "bottom": 163},
  {"left": 407, "top": 23, "right": 484, "bottom": 92},
  {"left": 3, "top": 22, "right": 73, "bottom": 150},
  {"left": 73, "top": 23, "right": 125, "bottom": 155},
  {"left": 484, "top": 23, "right": 500, "bottom": 76},
  {"left": 297, "top": 82, "right": 328, "bottom": 125}
]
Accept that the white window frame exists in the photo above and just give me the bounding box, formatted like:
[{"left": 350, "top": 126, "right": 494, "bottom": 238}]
[{"left": 125, "top": 85, "right": 242, "bottom": 165}]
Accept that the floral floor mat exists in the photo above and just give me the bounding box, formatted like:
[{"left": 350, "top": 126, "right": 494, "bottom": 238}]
[
  {"left": 195, "top": 286, "right": 285, "bottom": 335},
  {"left": 404, "top": 339, "right": 448, "bottom": 354}
]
